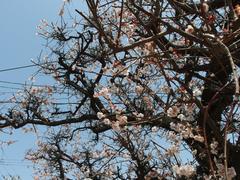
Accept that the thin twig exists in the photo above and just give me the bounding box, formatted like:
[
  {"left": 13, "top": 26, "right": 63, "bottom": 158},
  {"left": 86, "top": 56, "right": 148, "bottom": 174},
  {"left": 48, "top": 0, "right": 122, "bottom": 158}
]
[{"left": 223, "top": 101, "right": 237, "bottom": 180}]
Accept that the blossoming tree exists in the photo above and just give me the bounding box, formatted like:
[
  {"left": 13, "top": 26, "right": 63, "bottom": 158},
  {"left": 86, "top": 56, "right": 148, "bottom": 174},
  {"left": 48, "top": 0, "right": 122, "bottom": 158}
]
[{"left": 1, "top": 0, "right": 240, "bottom": 179}]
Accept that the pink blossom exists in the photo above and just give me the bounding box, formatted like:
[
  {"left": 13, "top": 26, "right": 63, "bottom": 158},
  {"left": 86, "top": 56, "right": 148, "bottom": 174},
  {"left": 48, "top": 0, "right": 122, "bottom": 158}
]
[
  {"left": 167, "top": 106, "right": 180, "bottom": 117},
  {"left": 202, "top": 3, "right": 209, "bottom": 13},
  {"left": 117, "top": 115, "right": 128, "bottom": 125},
  {"left": 172, "top": 164, "right": 195, "bottom": 177},
  {"left": 193, "top": 135, "right": 204, "bottom": 143},
  {"left": 185, "top": 25, "right": 194, "bottom": 34},
  {"left": 112, "top": 121, "right": 121, "bottom": 131},
  {"left": 135, "top": 85, "right": 144, "bottom": 95}
]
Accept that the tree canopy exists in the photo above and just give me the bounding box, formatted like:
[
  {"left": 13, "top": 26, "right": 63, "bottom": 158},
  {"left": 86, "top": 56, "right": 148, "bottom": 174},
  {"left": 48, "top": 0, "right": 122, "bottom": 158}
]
[{"left": 1, "top": 0, "right": 240, "bottom": 179}]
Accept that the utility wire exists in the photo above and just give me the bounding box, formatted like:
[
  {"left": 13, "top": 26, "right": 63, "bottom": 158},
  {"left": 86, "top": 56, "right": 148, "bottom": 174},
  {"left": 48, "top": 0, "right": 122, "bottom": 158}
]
[
  {"left": 0, "top": 161, "right": 32, "bottom": 165},
  {"left": 0, "top": 64, "right": 37, "bottom": 73},
  {"left": 0, "top": 61, "right": 114, "bottom": 78},
  {"left": 0, "top": 81, "right": 72, "bottom": 94},
  {"left": 0, "top": 60, "right": 58, "bottom": 73},
  {"left": 0, "top": 80, "right": 33, "bottom": 86},
  {"left": 0, "top": 101, "right": 81, "bottom": 105},
  {"left": 0, "top": 80, "right": 55, "bottom": 88},
  {"left": 0, "top": 163, "right": 31, "bottom": 167},
  {"left": 0, "top": 86, "right": 22, "bottom": 90}
]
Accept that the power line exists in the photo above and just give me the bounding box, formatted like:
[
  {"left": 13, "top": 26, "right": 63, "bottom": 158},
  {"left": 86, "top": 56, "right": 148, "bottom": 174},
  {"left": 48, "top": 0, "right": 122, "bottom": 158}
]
[
  {"left": 0, "top": 85, "right": 22, "bottom": 90},
  {"left": 0, "top": 80, "right": 31, "bottom": 86},
  {"left": 0, "top": 80, "right": 66, "bottom": 93},
  {"left": 0, "top": 101, "right": 81, "bottom": 105},
  {"left": 0, "top": 60, "right": 58, "bottom": 73},
  {"left": 0, "top": 61, "right": 115, "bottom": 80},
  {"left": 0, "top": 86, "right": 76, "bottom": 96},
  {"left": 0, "top": 80, "right": 55, "bottom": 88},
  {"left": 0, "top": 60, "right": 113, "bottom": 77},
  {"left": 0, "top": 159, "right": 32, "bottom": 167},
  {"left": 0, "top": 64, "right": 38, "bottom": 73},
  {"left": 0, "top": 163, "right": 31, "bottom": 167},
  {"left": 0, "top": 92, "right": 16, "bottom": 94}
]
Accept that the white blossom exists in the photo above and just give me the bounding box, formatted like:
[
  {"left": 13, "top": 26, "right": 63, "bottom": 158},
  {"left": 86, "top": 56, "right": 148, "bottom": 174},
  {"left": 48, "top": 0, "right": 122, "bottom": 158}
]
[
  {"left": 168, "top": 47, "right": 174, "bottom": 52},
  {"left": 72, "top": 64, "right": 77, "bottom": 71},
  {"left": 103, "top": 118, "right": 111, "bottom": 125},
  {"left": 184, "top": 103, "right": 196, "bottom": 115},
  {"left": 210, "top": 140, "right": 218, "bottom": 154},
  {"left": 193, "top": 88, "right": 202, "bottom": 97},
  {"left": 185, "top": 25, "right": 194, "bottom": 34},
  {"left": 112, "top": 121, "right": 121, "bottom": 131},
  {"left": 117, "top": 115, "right": 128, "bottom": 125},
  {"left": 166, "top": 144, "right": 179, "bottom": 156},
  {"left": 194, "top": 135, "right": 204, "bottom": 143},
  {"left": 99, "top": 87, "right": 109, "bottom": 95},
  {"left": 168, "top": 131, "right": 177, "bottom": 141},
  {"left": 135, "top": 85, "right": 144, "bottom": 95},
  {"left": 177, "top": 114, "right": 186, "bottom": 121},
  {"left": 151, "top": 126, "right": 158, "bottom": 132},
  {"left": 97, "top": 112, "right": 105, "bottom": 119},
  {"left": 167, "top": 106, "right": 180, "bottom": 117},
  {"left": 216, "top": 164, "right": 236, "bottom": 179},
  {"left": 202, "top": 24, "right": 208, "bottom": 32},
  {"left": 227, "top": 167, "right": 237, "bottom": 179},
  {"left": 161, "top": 85, "right": 171, "bottom": 93},
  {"left": 181, "top": 127, "right": 193, "bottom": 139},
  {"left": 202, "top": 3, "right": 209, "bottom": 13},
  {"left": 94, "top": 87, "right": 110, "bottom": 98},
  {"left": 172, "top": 164, "right": 195, "bottom": 177},
  {"left": 137, "top": 113, "right": 144, "bottom": 118}
]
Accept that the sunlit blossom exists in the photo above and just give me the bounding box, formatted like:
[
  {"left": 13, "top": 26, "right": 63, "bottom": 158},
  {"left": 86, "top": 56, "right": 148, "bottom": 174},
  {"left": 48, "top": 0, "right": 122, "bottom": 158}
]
[
  {"left": 172, "top": 164, "right": 195, "bottom": 177},
  {"left": 193, "top": 88, "right": 202, "bottom": 97},
  {"left": 97, "top": 112, "right": 105, "bottom": 119},
  {"left": 185, "top": 25, "right": 194, "bottom": 34}
]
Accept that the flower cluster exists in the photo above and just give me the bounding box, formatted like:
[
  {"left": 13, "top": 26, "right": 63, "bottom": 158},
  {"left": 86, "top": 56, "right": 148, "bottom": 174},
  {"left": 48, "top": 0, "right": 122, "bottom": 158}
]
[
  {"left": 193, "top": 88, "right": 202, "bottom": 97},
  {"left": 94, "top": 87, "right": 110, "bottom": 99},
  {"left": 202, "top": 2, "right": 209, "bottom": 13},
  {"left": 185, "top": 25, "right": 194, "bottom": 34},
  {"left": 172, "top": 164, "right": 195, "bottom": 177},
  {"left": 216, "top": 164, "right": 236, "bottom": 179},
  {"left": 170, "top": 122, "right": 204, "bottom": 142},
  {"left": 210, "top": 140, "right": 218, "bottom": 155},
  {"left": 8, "top": 0, "right": 240, "bottom": 179},
  {"left": 97, "top": 112, "right": 105, "bottom": 119},
  {"left": 135, "top": 85, "right": 144, "bottom": 95},
  {"left": 167, "top": 106, "right": 180, "bottom": 117}
]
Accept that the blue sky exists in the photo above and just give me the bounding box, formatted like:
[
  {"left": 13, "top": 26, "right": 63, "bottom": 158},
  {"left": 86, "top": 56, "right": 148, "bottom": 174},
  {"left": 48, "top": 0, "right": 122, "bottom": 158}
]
[{"left": 0, "top": 0, "right": 82, "bottom": 179}]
